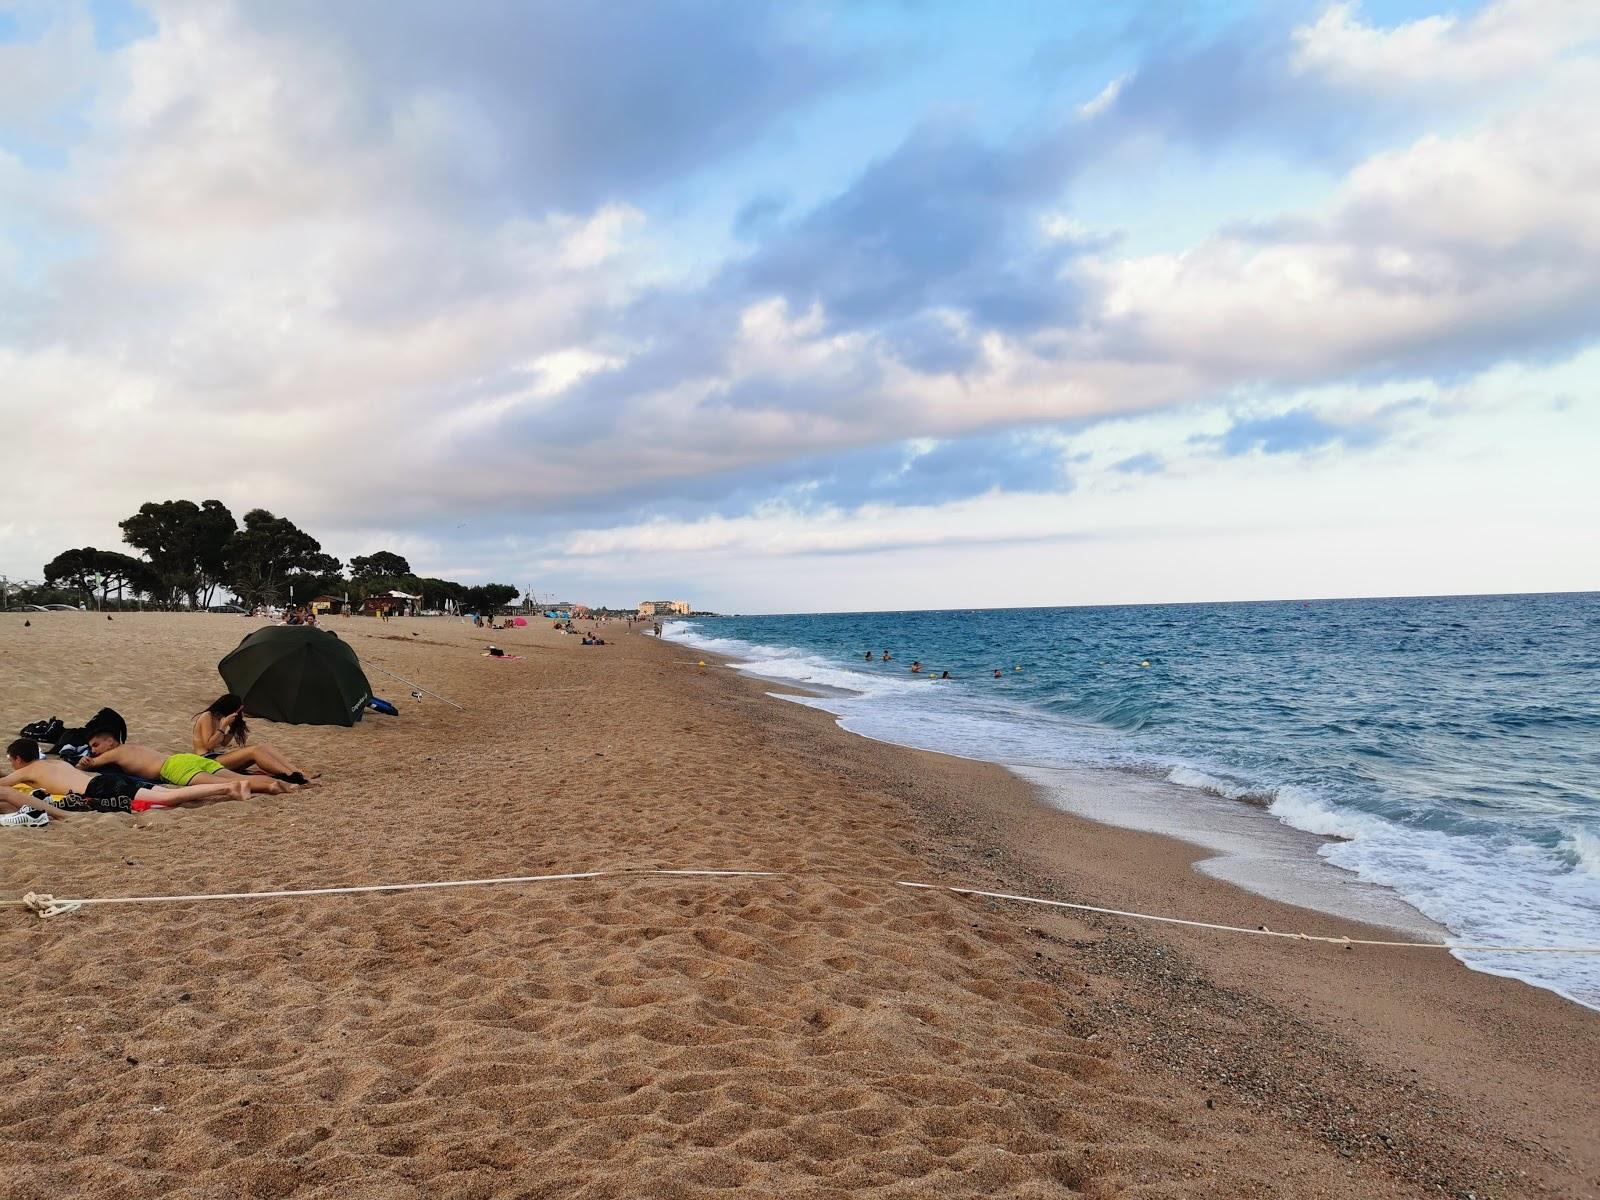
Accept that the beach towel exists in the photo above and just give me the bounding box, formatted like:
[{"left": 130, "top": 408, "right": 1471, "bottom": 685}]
[{"left": 11, "top": 783, "right": 64, "bottom": 804}]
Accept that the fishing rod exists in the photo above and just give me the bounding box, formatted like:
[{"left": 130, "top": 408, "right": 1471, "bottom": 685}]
[{"left": 361, "top": 659, "right": 464, "bottom": 710}]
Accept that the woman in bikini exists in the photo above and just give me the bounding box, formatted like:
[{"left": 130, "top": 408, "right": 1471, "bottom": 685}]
[{"left": 191, "top": 694, "right": 314, "bottom": 785}]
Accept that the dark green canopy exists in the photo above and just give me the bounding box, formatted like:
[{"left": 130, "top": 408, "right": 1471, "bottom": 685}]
[{"left": 218, "top": 626, "right": 373, "bottom": 727}]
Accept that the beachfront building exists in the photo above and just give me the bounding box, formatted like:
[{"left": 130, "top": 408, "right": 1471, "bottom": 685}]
[
  {"left": 638, "top": 600, "right": 691, "bottom": 617},
  {"left": 361, "top": 589, "right": 423, "bottom": 617}
]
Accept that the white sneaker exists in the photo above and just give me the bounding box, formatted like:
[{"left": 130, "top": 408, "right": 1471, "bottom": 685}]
[{"left": 1, "top": 806, "right": 49, "bottom": 827}]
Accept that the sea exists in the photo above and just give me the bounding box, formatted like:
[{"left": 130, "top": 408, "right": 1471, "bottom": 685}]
[{"left": 663, "top": 593, "right": 1600, "bottom": 1010}]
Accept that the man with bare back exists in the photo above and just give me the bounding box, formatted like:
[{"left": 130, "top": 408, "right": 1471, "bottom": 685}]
[
  {"left": 2, "top": 739, "right": 251, "bottom": 813},
  {"left": 79, "top": 729, "right": 291, "bottom": 796}
]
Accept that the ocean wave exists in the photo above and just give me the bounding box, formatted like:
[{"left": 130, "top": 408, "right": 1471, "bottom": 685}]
[
  {"left": 662, "top": 621, "right": 920, "bottom": 697},
  {"left": 1045, "top": 691, "right": 1160, "bottom": 732},
  {"left": 1165, "top": 766, "right": 1275, "bottom": 807},
  {"left": 1268, "top": 785, "right": 1401, "bottom": 842},
  {"left": 1560, "top": 828, "right": 1600, "bottom": 878}
]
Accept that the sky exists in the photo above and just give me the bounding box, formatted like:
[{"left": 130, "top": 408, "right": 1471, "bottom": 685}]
[{"left": 1, "top": 0, "right": 1596, "bottom": 612}]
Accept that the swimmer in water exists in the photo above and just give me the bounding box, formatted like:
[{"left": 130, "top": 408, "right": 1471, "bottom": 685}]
[
  {"left": 882, "top": 651, "right": 892, "bottom": 662},
  {"left": 939, "top": 670, "right": 950, "bottom": 679},
  {"left": 864, "top": 651, "right": 874, "bottom": 661},
  {"left": 993, "top": 669, "right": 1002, "bottom": 679},
  {"left": 910, "top": 661, "right": 922, "bottom": 673}
]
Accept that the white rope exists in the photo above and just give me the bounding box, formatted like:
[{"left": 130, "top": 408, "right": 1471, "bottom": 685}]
[
  {"left": 7, "top": 869, "right": 1600, "bottom": 955},
  {"left": 893, "top": 883, "right": 1599, "bottom": 953}
]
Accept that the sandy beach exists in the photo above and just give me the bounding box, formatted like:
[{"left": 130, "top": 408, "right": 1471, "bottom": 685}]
[{"left": 1, "top": 611, "right": 1594, "bottom": 1199}]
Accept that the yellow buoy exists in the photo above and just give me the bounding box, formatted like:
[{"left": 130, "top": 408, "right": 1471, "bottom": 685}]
[{"left": 1140, "top": 660, "right": 1150, "bottom": 668}]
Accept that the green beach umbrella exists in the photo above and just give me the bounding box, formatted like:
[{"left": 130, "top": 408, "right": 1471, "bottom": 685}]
[{"left": 218, "top": 625, "right": 373, "bottom": 726}]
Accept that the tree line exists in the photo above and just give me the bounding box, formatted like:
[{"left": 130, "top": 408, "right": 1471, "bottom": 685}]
[{"left": 23, "top": 500, "right": 520, "bottom": 613}]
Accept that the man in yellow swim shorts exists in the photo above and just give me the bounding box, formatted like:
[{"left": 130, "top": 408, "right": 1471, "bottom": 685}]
[
  {"left": 158, "top": 752, "right": 225, "bottom": 786},
  {"left": 81, "top": 728, "right": 291, "bottom": 795}
]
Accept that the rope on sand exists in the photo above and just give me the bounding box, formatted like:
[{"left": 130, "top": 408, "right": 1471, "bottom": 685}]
[{"left": 8, "top": 869, "right": 1600, "bottom": 955}]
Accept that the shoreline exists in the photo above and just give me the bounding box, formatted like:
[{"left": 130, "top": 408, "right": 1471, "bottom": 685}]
[
  {"left": 667, "top": 625, "right": 1590, "bottom": 1006},
  {"left": 2, "top": 612, "right": 1594, "bottom": 1197},
  {"left": 692, "top": 639, "right": 1600, "bottom": 1194}
]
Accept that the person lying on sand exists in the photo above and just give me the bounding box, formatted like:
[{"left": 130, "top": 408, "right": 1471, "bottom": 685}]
[
  {"left": 80, "top": 731, "right": 291, "bottom": 795},
  {"left": 3, "top": 739, "right": 251, "bottom": 813},
  {"left": 191, "top": 694, "right": 312, "bottom": 785}
]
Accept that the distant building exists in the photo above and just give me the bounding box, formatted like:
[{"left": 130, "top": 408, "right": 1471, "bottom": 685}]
[
  {"left": 361, "top": 589, "right": 422, "bottom": 616},
  {"left": 638, "top": 600, "right": 691, "bottom": 617}
]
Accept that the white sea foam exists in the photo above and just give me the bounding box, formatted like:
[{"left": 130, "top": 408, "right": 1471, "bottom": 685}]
[
  {"left": 1166, "top": 765, "right": 1261, "bottom": 802},
  {"left": 1268, "top": 785, "right": 1397, "bottom": 841},
  {"left": 1269, "top": 795, "right": 1600, "bottom": 1008},
  {"left": 1561, "top": 828, "right": 1600, "bottom": 878},
  {"left": 663, "top": 622, "right": 917, "bottom": 697}
]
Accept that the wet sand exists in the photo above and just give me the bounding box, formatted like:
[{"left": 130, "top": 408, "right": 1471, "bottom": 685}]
[{"left": 1, "top": 612, "right": 1594, "bottom": 1198}]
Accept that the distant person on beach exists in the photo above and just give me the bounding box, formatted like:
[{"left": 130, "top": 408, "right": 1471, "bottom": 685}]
[
  {"left": 191, "top": 694, "right": 312, "bottom": 785},
  {"left": 2, "top": 739, "right": 250, "bottom": 813},
  {"left": 80, "top": 731, "right": 291, "bottom": 795}
]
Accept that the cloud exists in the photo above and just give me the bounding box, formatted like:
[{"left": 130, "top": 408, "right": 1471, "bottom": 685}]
[
  {"left": 242, "top": 0, "right": 857, "bottom": 212},
  {"left": 0, "top": 4, "right": 99, "bottom": 150},
  {"left": 1214, "top": 410, "right": 1373, "bottom": 456},
  {"left": 1077, "top": 73, "right": 1129, "bottom": 119},
  {"left": 1085, "top": 68, "right": 1600, "bottom": 386},
  {"left": 1111, "top": 452, "right": 1163, "bottom": 474},
  {"left": 1292, "top": 0, "right": 1600, "bottom": 92},
  {"left": 737, "top": 119, "right": 1086, "bottom": 333},
  {"left": 561, "top": 496, "right": 1094, "bottom": 560},
  {"left": 0, "top": 1, "right": 1597, "bottom": 595},
  {"left": 785, "top": 432, "right": 1071, "bottom": 510}
]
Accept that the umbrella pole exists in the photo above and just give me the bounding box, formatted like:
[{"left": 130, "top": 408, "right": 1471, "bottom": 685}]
[{"left": 363, "top": 661, "right": 465, "bottom": 710}]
